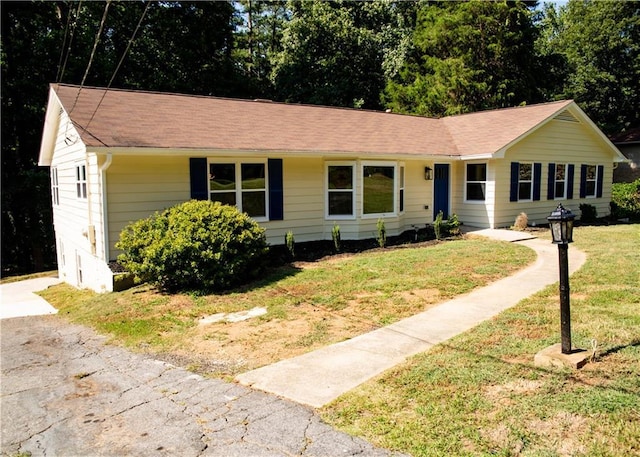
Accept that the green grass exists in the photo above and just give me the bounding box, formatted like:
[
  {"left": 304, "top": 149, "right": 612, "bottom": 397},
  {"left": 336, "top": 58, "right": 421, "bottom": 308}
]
[
  {"left": 38, "top": 238, "right": 534, "bottom": 357},
  {"left": 322, "top": 224, "right": 640, "bottom": 457}
]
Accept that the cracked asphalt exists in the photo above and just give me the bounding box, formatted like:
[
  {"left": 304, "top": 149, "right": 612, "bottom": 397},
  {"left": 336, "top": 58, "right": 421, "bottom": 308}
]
[{"left": 1, "top": 315, "right": 402, "bottom": 456}]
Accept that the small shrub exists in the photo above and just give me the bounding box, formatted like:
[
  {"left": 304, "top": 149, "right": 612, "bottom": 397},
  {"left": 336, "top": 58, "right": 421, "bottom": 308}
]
[
  {"left": 285, "top": 231, "right": 295, "bottom": 258},
  {"left": 376, "top": 219, "right": 387, "bottom": 248},
  {"left": 611, "top": 179, "right": 640, "bottom": 220},
  {"left": 579, "top": 203, "right": 598, "bottom": 222},
  {"left": 116, "top": 200, "right": 269, "bottom": 292},
  {"left": 332, "top": 223, "right": 341, "bottom": 252},
  {"left": 513, "top": 212, "right": 528, "bottom": 231},
  {"left": 434, "top": 212, "right": 461, "bottom": 240}
]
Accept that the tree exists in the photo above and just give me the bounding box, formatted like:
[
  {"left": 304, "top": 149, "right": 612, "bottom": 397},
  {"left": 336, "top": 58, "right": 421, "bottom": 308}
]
[
  {"left": 1, "top": 1, "right": 238, "bottom": 276},
  {"left": 537, "top": 0, "right": 640, "bottom": 135},
  {"left": 384, "top": 0, "right": 542, "bottom": 117},
  {"left": 271, "top": 0, "right": 416, "bottom": 109},
  {"left": 233, "top": 0, "right": 290, "bottom": 98}
]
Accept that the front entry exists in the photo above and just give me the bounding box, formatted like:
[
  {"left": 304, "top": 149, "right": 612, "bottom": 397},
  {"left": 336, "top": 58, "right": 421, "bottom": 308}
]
[{"left": 433, "top": 164, "right": 450, "bottom": 219}]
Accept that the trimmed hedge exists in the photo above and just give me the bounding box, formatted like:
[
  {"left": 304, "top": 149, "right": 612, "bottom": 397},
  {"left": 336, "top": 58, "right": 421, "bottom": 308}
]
[{"left": 116, "top": 200, "right": 269, "bottom": 292}]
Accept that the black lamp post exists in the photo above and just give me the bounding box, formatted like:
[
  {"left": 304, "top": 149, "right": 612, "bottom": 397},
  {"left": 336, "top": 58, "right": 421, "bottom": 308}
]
[{"left": 547, "top": 203, "right": 576, "bottom": 354}]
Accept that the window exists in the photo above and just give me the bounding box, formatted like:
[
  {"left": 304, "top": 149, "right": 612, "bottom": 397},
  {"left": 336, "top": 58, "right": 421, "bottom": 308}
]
[
  {"left": 363, "top": 164, "right": 395, "bottom": 215},
  {"left": 209, "top": 161, "right": 267, "bottom": 219},
  {"left": 585, "top": 165, "right": 597, "bottom": 197},
  {"left": 75, "top": 164, "right": 87, "bottom": 199},
  {"left": 327, "top": 163, "right": 355, "bottom": 218},
  {"left": 554, "top": 164, "right": 566, "bottom": 199},
  {"left": 51, "top": 167, "right": 59, "bottom": 205},
  {"left": 518, "top": 163, "right": 533, "bottom": 201},
  {"left": 466, "top": 163, "right": 487, "bottom": 201}
]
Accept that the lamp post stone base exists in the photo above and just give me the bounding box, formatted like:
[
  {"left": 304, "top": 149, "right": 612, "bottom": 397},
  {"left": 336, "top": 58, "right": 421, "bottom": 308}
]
[{"left": 534, "top": 343, "right": 589, "bottom": 370}]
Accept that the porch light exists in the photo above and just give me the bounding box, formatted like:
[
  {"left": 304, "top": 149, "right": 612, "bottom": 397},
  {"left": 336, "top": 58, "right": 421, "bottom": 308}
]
[
  {"left": 424, "top": 166, "right": 433, "bottom": 180},
  {"left": 547, "top": 203, "right": 576, "bottom": 354}
]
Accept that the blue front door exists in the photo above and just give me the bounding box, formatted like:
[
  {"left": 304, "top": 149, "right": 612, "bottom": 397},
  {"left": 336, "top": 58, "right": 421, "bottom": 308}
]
[{"left": 433, "top": 164, "right": 450, "bottom": 219}]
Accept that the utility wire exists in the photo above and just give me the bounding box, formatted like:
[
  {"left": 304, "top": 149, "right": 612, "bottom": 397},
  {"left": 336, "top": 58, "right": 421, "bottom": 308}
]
[
  {"left": 68, "top": 0, "right": 111, "bottom": 115},
  {"left": 57, "top": 1, "right": 83, "bottom": 83},
  {"left": 84, "top": 1, "right": 151, "bottom": 131}
]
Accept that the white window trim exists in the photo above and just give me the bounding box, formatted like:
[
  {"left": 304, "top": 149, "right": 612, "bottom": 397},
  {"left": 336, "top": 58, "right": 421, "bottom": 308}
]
[
  {"left": 208, "top": 159, "right": 269, "bottom": 222},
  {"left": 585, "top": 164, "right": 598, "bottom": 198},
  {"left": 554, "top": 163, "right": 567, "bottom": 200},
  {"left": 51, "top": 167, "right": 60, "bottom": 206},
  {"left": 464, "top": 162, "right": 488, "bottom": 204},
  {"left": 75, "top": 163, "right": 87, "bottom": 200},
  {"left": 361, "top": 161, "right": 398, "bottom": 219},
  {"left": 517, "top": 162, "right": 534, "bottom": 202},
  {"left": 325, "top": 161, "right": 356, "bottom": 220}
]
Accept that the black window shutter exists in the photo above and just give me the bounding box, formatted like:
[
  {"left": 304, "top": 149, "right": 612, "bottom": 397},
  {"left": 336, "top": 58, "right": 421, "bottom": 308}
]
[
  {"left": 268, "top": 158, "right": 284, "bottom": 221},
  {"left": 567, "top": 164, "right": 574, "bottom": 199},
  {"left": 510, "top": 162, "right": 519, "bottom": 202},
  {"left": 547, "top": 163, "right": 555, "bottom": 200},
  {"left": 189, "top": 158, "right": 207, "bottom": 200},
  {"left": 579, "top": 164, "right": 587, "bottom": 198},
  {"left": 533, "top": 162, "right": 542, "bottom": 201},
  {"left": 596, "top": 165, "right": 604, "bottom": 198}
]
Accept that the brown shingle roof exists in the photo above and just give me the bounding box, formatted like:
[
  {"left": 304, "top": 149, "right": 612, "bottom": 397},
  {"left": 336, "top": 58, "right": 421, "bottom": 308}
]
[{"left": 52, "top": 84, "right": 572, "bottom": 158}]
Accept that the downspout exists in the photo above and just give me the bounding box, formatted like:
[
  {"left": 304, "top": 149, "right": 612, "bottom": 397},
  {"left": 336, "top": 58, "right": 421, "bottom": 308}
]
[{"left": 99, "top": 153, "right": 113, "bottom": 262}]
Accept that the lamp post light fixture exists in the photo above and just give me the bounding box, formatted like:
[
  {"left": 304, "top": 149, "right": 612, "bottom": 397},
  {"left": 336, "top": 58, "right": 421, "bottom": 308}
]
[
  {"left": 424, "top": 166, "right": 433, "bottom": 180},
  {"left": 547, "top": 203, "right": 576, "bottom": 354}
]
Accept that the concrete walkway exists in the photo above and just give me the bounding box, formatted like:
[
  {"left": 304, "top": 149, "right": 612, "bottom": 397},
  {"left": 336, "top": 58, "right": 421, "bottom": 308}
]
[
  {"left": 0, "top": 276, "right": 61, "bottom": 319},
  {"left": 236, "top": 229, "right": 587, "bottom": 408}
]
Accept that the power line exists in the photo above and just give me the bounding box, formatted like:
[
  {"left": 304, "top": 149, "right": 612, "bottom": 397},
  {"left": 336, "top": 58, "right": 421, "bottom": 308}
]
[
  {"left": 68, "top": 0, "right": 112, "bottom": 115},
  {"left": 57, "top": 1, "right": 83, "bottom": 83},
  {"left": 84, "top": 1, "right": 151, "bottom": 131}
]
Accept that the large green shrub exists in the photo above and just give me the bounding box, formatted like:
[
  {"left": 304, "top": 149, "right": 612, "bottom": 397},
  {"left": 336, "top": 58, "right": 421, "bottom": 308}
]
[
  {"left": 116, "top": 200, "right": 269, "bottom": 292},
  {"left": 611, "top": 179, "right": 640, "bottom": 221}
]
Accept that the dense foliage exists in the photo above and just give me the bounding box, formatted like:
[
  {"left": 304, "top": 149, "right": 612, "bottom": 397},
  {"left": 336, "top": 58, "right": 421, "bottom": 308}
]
[
  {"left": 2, "top": 0, "right": 638, "bottom": 275},
  {"left": 611, "top": 179, "right": 640, "bottom": 221},
  {"left": 116, "top": 201, "right": 269, "bottom": 292}
]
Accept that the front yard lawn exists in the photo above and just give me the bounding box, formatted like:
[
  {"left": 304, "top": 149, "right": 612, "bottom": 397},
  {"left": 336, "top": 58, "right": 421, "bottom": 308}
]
[
  {"left": 322, "top": 224, "right": 640, "bottom": 456},
  {"left": 39, "top": 237, "right": 533, "bottom": 377}
]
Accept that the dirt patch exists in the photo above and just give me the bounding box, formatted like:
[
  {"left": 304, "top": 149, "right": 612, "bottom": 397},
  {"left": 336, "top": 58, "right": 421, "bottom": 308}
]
[{"left": 159, "top": 289, "right": 445, "bottom": 377}]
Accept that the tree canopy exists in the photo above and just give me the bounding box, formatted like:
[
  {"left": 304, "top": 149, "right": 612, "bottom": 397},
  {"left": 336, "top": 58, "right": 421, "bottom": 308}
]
[{"left": 1, "top": 0, "right": 637, "bottom": 275}]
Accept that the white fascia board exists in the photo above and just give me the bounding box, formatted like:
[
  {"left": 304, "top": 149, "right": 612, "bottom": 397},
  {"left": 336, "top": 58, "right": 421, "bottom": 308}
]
[
  {"left": 460, "top": 153, "right": 495, "bottom": 161},
  {"left": 38, "top": 88, "right": 63, "bottom": 166},
  {"left": 88, "top": 147, "right": 461, "bottom": 161}
]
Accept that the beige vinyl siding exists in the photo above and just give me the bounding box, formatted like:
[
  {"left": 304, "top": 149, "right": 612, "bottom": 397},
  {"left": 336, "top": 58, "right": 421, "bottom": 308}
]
[
  {"left": 451, "top": 161, "right": 494, "bottom": 228},
  {"left": 107, "top": 155, "right": 190, "bottom": 258},
  {"left": 492, "top": 117, "right": 616, "bottom": 228}
]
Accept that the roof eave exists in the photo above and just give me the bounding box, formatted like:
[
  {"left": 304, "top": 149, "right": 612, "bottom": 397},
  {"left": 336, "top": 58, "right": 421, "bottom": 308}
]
[
  {"left": 86, "top": 146, "right": 461, "bottom": 160},
  {"left": 38, "top": 86, "right": 62, "bottom": 166}
]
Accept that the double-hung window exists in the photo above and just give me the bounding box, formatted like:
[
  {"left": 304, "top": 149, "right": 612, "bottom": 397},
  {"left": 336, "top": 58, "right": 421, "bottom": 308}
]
[
  {"left": 553, "top": 164, "right": 567, "bottom": 199},
  {"left": 51, "top": 167, "right": 60, "bottom": 205},
  {"left": 362, "top": 162, "right": 396, "bottom": 216},
  {"left": 75, "top": 164, "right": 87, "bottom": 199},
  {"left": 518, "top": 163, "right": 534, "bottom": 201},
  {"left": 584, "top": 165, "right": 598, "bottom": 197},
  {"left": 209, "top": 161, "right": 267, "bottom": 220},
  {"left": 327, "top": 163, "right": 355, "bottom": 218},
  {"left": 465, "top": 163, "right": 487, "bottom": 202}
]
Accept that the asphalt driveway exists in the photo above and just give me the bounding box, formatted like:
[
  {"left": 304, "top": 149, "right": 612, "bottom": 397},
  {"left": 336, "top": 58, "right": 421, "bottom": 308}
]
[{"left": 1, "top": 315, "right": 401, "bottom": 456}]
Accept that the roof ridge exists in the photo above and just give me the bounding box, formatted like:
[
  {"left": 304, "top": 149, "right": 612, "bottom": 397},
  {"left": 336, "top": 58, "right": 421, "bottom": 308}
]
[
  {"left": 52, "top": 83, "right": 439, "bottom": 119},
  {"left": 445, "top": 99, "right": 574, "bottom": 120}
]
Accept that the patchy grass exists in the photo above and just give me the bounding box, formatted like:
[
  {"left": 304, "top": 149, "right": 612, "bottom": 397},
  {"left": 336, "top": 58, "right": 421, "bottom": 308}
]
[
  {"left": 322, "top": 224, "right": 640, "bottom": 457},
  {"left": 0, "top": 270, "right": 58, "bottom": 284},
  {"left": 39, "top": 237, "right": 534, "bottom": 376}
]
